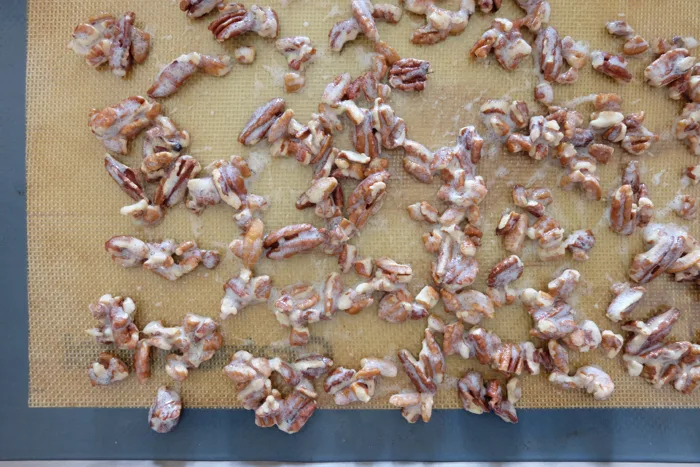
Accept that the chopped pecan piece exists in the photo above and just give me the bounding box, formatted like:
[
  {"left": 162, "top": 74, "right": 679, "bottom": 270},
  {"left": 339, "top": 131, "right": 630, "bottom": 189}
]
[
  {"left": 591, "top": 51, "right": 632, "bottom": 83},
  {"left": 676, "top": 103, "right": 700, "bottom": 156},
  {"left": 622, "top": 307, "right": 681, "bottom": 355},
  {"left": 209, "top": 3, "right": 278, "bottom": 41},
  {"left": 629, "top": 224, "right": 689, "bottom": 284},
  {"left": 645, "top": 48, "right": 696, "bottom": 87},
  {"left": 609, "top": 161, "right": 654, "bottom": 235},
  {"left": 221, "top": 268, "right": 271, "bottom": 320},
  {"left": 373, "top": 3, "right": 402, "bottom": 23},
  {"left": 274, "top": 283, "right": 323, "bottom": 346},
  {"left": 149, "top": 387, "right": 182, "bottom": 433},
  {"left": 441, "top": 289, "right": 495, "bottom": 325},
  {"left": 521, "top": 288, "right": 577, "bottom": 341},
  {"left": 141, "top": 116, "right": 191, "bottom": 181},
  {"left": 89, "top": 96, "right": 160, "bottom": 154},
  {"left": 471, "top": 19, "right": 532, "bottom": 71},
  {"left": 276, "top": 36, "right": 316, "bottom": 71},
  {"left": 549, "top": 365, "right": 614, "bottom": 400},
  {"left": 526, "top": 216, "right": 567, "bottom": 260},
  {"left": 234, "top": 45, "right": 256, "bottom": 64},
  {"left": 180, "top": 0, "right": 223, "bottom": 17},
  {"left": 506, "top": 116, "right": 563, "bottom": 160},
  {"left": 605, "top": 21, "right": 649, "bottom": 56},
  {"left": 388, "top": 58, "right": 430, "bottom": 91},
  {"left": 512, "top": 185, "right": 552, "bottom": 217},
  {"left": 672, "top": 194, "right": 697, "bottom": 220},
  {"left": 88, "top": 352, "right": 129, "bottom": 386},
  {"left": 496, "top": 211, "right": 528, "bottom": 253},
  {"left": 487, "top": 255, "right": 523, "bottom": 307},
  {"left": 264, "top": 224, "right": 326, "bottom": 260},
  {"left": 68, "top": 12, "right": 150, "bottom": 77},
  {"left": 328, "top": 18, "right": 362, "bottom": 52},
  {"left": 283, "top": 72, "right": 305, "bottom": 93},
  {"left": 346, "top": 171, "right": 389, "bottom": 229},
  {"left": 459, "top": 371, "right": 521, "bottom": 423},
  {"left": 352, "top": 0, "right": 379, "bottom": 42},
  {"left": 104, "top": 154, "right": 146, "bottom": 202},
  {"left": 148, "top": 52, "right": 232, "bottom": 98},
  {"left": 325, "top": 358, "right": 397, "bottom": 405},
  {"left": 86, "top": 294, "right": 139, "bottom": 350},
  {"left": 153, "top": 156, "right": 201, "bottom": 208},
  {"left": 410, "top": 1, "right": 474, "bottom": 45},
  {"left": 514, "top": 0, "right": 550, "bottom": 32},
  {"left": 239, "top": 98, "right": 286, "bottom": 146},
  {"left": 601, "top": 330, "right": 624, "bottom": 358},
  {"left": 607, "top": 282, "right": 646, "bottom": 322}
]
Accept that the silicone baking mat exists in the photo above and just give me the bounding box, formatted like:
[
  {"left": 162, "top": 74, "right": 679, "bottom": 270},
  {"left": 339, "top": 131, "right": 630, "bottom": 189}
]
[{"left": 27, "top": 0, "right": 699, "bottom": 408}]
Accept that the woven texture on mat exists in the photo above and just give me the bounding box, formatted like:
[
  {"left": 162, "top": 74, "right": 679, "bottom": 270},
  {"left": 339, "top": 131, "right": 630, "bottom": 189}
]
[{"left": 27, "top": 0, "right": 700, "bottom": 409}]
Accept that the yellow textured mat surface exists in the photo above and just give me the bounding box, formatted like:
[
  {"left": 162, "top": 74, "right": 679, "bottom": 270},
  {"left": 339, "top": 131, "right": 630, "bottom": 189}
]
[{"left": 28, "top": 0, "right": 699, "bottom": 408}]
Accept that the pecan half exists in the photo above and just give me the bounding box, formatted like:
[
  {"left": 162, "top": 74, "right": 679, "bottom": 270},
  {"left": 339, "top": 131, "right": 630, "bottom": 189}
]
[
  {"left": 149, "top": 387, "right": 182, "bottom": 433},
  {"left": 325, "top": 358, "right": 397, "bottom": 405},
  {"left": 148, "top": 52, "right": 233, "bottom": 98},
  {"left": 496, "top": 210, "right": 528, "bottom": 253},
  {"left": 512, "top": 185, "right": 552, "bottom": 217},
  {"left": 629, "top": 224, "right": 688, "bottom": 284},
  {"left": 264, "top": 224, "right": 327, "bottom": 260},
  {"left": 645, "top": 48, "right": 696, "bottom": 87},
  {"left": 352, "top": 0, "right": 379, "bottom": 42},
  {"left": 591, "top": 51, "right": 632, "bottom": 83},
  {"left": 141, "top": 116, "right": 191, "bottom": 181},
  {"left": 549, "top": 365, "right": 614, "bottom": 401},
  {"left": 607, "top": 282, "right": 646, "bottom": 322},
  {"left": 471, "top": 19, "right": 532, "bottom": 71},
  {"left": 487, "top": 255, "right": 523, "bottom": 307},
  {"left": 346, "top": 171, "right": 390, "bottom": 229},
  {"left": 221, "top": 268, "right": 271, "bottom": 320},
  {"left": 153, "top": 156, "right": 201, "bottom": 208},
  {"left": 389, "top": 58, "right": 430, "bottom": 92},
  {"left": 672, "top": 194, "right": 697, "bottom": 220},
  {"left": 274, "top": 283, "right": 323, "bottom": 346},
  {"left": 89, "top": 96, "right": 160, "bottom": 154},
  {"left": 209, "top": 3, "right": 278, "bottom": 41},
  {"left": 238, "top": 98, "right": 286, "bottom": 146},
  {"left": 676, "top": 103, "right": 700, "bottom": 156}
]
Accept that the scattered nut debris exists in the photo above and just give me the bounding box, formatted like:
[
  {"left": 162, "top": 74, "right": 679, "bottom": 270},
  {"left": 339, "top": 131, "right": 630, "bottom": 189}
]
[{"left": 68, "top": 12, "right": 150, "bottom": 77}]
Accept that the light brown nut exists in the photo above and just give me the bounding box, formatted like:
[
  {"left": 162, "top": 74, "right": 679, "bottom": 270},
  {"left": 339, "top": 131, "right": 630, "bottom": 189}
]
[
  {"left": 487, "top": 255, "right": 524, "bottom": 288},
  {"left": 629, "top": 224, "right": 688, "bottom": 284},
  {"left": 322, "top": 73, "right": 351, "bottom": 107},
  {"left": 676, "top": 103, "right": 700, "bottom": 156},
  {"left": 521, "top": 288, "right": 577, "bottom": 340},
  {"left": 672, "top": 194, "right": 697, "bottom": 220},
  {"left": 601, "top": 330, "right": 624, "bottom": 358},
  {"left": 606, "top": 20, "right": 634, "bottom": 38},
  {"left": 623, "top": 35, "right": 649, "bottom": 56},
  {"left": 378, "top": 288, "right": 414, "bottom": 323},
  {"left": 239, "top": 98, "right": 286, "bottom": 146},
  {"left": 373, "top": 98, "right": 407, "bottom": 149},
  {"left": 274, "top": 283, "right": 323, "bottom": 346},
  {"left": 338, "top": 244, "right": 358, "bottom": 274},
  {"left": 431, "top": 230, "right": 479, "bottom": 292},
  {"left": 437, "top": 169, "right": 488, "bottom": 208},
  {"left": 564, "top": 229, "right": 596, "bottom": 261},
  {"left": 89, "top": 96, "right": 160, "bottom": 154},
  {"left": 296, "top": 177, "right": 338, "bottom": 211},
  {"left": 209, "top": 4, "right": 278, "bottom": 41},
  {"left": 527, "top": 216, "right": 567, "bottom": 260},
  {"left": 283, "top": 72, "right": 306, "bottom": 93},
  {"left": 547, "top": 269, "right": 580, "bottom": 300},
  {"left": 346, "top": 171, "right": 390, "bottom": 230},
  {"left": 88, "top": 352, "right": 129, "bottom": 386},
  {"left": 328, "top": 18, "right": 362, "bottom": 52},
  {"left": 549, "top": 365, "right": 614, "bottom": 401},
  {"left": 645, "top": 49, "right": 695, "bottom": 87},
  {"left": 104, "top": 236, "right": 149, "bottom": 268},
  {"left": 149, "top": 386, "right": 182, "bottom": 433},
  {"left": 148, "top": 52, "right": 233, "bottom": 98},
  {"left": 389, "top": 58, "right": 430, "bottom": 92},
  {"left": 405, "top": 200, "right": 439, "bottom": 224},
  {"left": 153, "top": 156, "right": 201, "bottom": 208},
  {"left": 352, "top": 0, "right": 379, "bottom": 42},
  {"left": 276, "top": 36, "right": 316, "bottom": 71},
  {"left": 535, "top": 27, "right": 563, "bottom": 82},
  {"left": 264, "top": 224, "right": 327, "bottom": 260},
  {"left": 234, "top": 45, "right": 256, "bottom": 64},
  {"left": 375, "top": 40, "right": 401, "bottom": 65},
  {"left": 180, "top": 0, "right": 222, "bottom": 17},
  {"left": 623, "top": 341, "right": 700, "bottom": 393},
  {"left": 220, "top": 268, "right": 271, "bottom": 320},
  {"left": 684, "top": 165, "right": 700, "bottom": 184},
  {"left": 441, "top": 289, "right": 495, "bottom": 325},
  {"left": 591, "top": 51, "right": 632, "bottom": 83},
  {"left": 141, "top": 116, "right": 191, "bottom": 181},
  {"left": 561, "top": 36, "right": 589, "bottom": 69},
  {"left": 512, "top": 185, "right": 552, "bottom": 217},
  {"left": 108, "top": 13, "right": 135, "bottom": 77},
  {"left": 622, "top": 307, "right": 681, "bottom": 355},
  {"left": 588, "top": 143, "right": 613, "bottom": 164},
  {"left": 104, "top": 155, "right": 146, "bottom": 201}
]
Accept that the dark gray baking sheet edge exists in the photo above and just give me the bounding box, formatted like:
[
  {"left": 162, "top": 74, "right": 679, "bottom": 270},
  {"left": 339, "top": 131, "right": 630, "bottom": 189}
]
[{"left": 2, "top": 0, "right": 700, "bottom": 461}]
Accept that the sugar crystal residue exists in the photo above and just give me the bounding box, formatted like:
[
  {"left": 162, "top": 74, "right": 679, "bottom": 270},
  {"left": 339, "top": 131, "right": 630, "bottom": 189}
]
[
  {"left": 262, "top": 65, "right": 286, "bottom": 88},
  {"left": 652, "top": 170, "right": 666, "bottom": 186},
  {"left": 246, "top": 147, "right": 272, "bottom": 181},
  {"left": 327, "top": 4, "right": 343, "bottom": 17}
]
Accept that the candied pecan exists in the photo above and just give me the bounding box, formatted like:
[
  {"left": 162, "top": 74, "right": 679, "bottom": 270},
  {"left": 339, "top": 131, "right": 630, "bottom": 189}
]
[
  {"left": 669, "top": 63, "right": 700, "bottom": 102},
  {"left": 296, "top": 177, "right": 338, "bottom": 212},
  {"left": 458, "top": 371, "right": 489, "bottom": 414},
  {"left": 68, "top": 12, "right": 150, "bottom": 77},
  {"left": 410, "top": 0, "right": 474, "bottom": 45},
  {"left": 149, "top": 387, "right": 182, "bottom": 433},
  {"left": 629, "top": 224, "right": 689, "bottom": 284},
  {"left": 471, "top": 19, "right": 532, "bottom": 71},
  {"left": 141, "top": 116, "right": 191, "bottom": 181},
  {"left": 622, "top": 307, "right": 681, "bottom": 355},
  {"left": 351, "top": 0, "right": 379, "bottom": 42},
  {"left": 89, "top": 96, "right": 160, "bottom": 154},
  {"left": 437, "top": 169, "right": 488, "bottom": 207},
  {"left": 282, "top": 72, "right": 305, "bottom": 93},
  {"left": 402, "top": 140, "right": 441, "bottom": 183},
  {"left": 220, "top": 268, "right": 271, "bottom": 320},
  {"left": 88, "top": 352, "right": 129, "bottom": 386},
  {"left": 229, "top": 218, "right": 264, "bottom": 268},
  {"left": 512, "top": 185, "right": 552, "bottom": 217},
  {"left": 459, "top": 372, "right": 520, "bottom": 423},
  {"left": 431, "top": 228, "right": 479, "bottom": 292},
  {"left": 86, "top": 294, "right": 139, "bottom": 350},
  {"left": 562, "top": 319, "right": 602, "bottom": 353},
  {"left": 104, "top": 155, "right": 146, "bottom": 202},
  {"left": 120, "top": 197, "right": 162, "bottom": 227},
  {"left": 479, "top": 0, "right": 502, "bottom": 12},
  {"left": 388, "top": 58, "right": 429, "bottom": 91},
  {"left": 239, "top": 98, "right": 286, "bottom": 146},
  {"left": 147, "top": 52, "right": 232, "bottom": 98},
  {"left": 276, "top": 36, "right": 316, "bottom": 71},
  {"left": 180, "top": 0, "right": 222, "bottom": 17},
  {"left": 514, "top": 0, "right": 550, "bottom": 32},
  {"left": 274, "top": 283, "right": 324, "bottom": 346},
  {"left": 322, "top": 73, "right": 352, "bottom": 107},
  {"left": 609, "top": 162, "right": 655, "bottom": 235},
  {"left": 153, "top": 156, "right": 201, "bottom": 208},
  {"left": 558, "top": 152, "right": 602, "bottom": 202},
  {"left": 521, "top": 288, "right": 576, "bottom": 340},
  {"left": 391, "top": 329, "right": 444, "bottom": 423},
  {"left": 624, "top": 341, "right": 700, "bottom": 393},
  {"left": 264, "top": 224, "right": 326, "bottom": 260},
  {"left": 547, "top": 268, "right": 580, "bottom": 299},
  {"left": 620, "top": 112, "right": 658, "bottom": 155},
  {"left": 535, "top": 27, "right": 563, "bottom": 82},
  {"left": 591, "top": 51, "right": 632, "bottom": 83},
  {"left": 496, "top": 210, "right": 528, "bottom": 253},
  {"left": 378, "top": 288, "right": 414, "bottom": 323},
  {"left": 209, "top": 3, "right": 278, "bottom": 41},
  {"left": 346, "top": 171, "right": 389, "bottom": 229},
  {"left": 676, "top": 103, "right": 700, "bottom": 156},
  {"left": 373, "top": 3, "right": 402, "bottom": 23},
  {"left": 323, "top": 217, "right": 358, "bottom": 255},
  {"left": 372, "top": 98, "right": 407, "bottom": 149},
  {"left": 232, "top": 45, "right": 256, "bottom": 64},
  {"left": 137, "top": 314, "right": 223, "bottom": 382},
  {"left": 549, "top": 365, "right": 614, "bottom": 400},
  {"left": 325, "top": 358, "right": 397, "bottom": 405},
  {"left": 526, "top": 215, "right": 569, "bottom": 260},
  {"left": 607, "top": 282, "right": 646, "bottom": 322},
  {"left": 441, "top": 289, "right": 494, "bottom": 325},
  {"left": 601, "top": 330, "right": 624, "bottom": 358},
  {"left": 328, "top": 18, "right": 362, "bottom": 52},
  {"left": 672, "top": 194, "right": 697, "bottom": 220},
  {"left": 487, "top": 255, "right": 523, "bottom": 307},
  {"left": 645, "top": 48, "right": 696, "bottom": 87},
  {"left": 561, "top": 36, "right": 589, "bottom": 69},
  {"left": 507, "top": 116, "right": 564, "bottom": 160},
  {"left": 535, "top": 82, "right": 554, "bottom": 105},
  {"left": 564, "top": 229, "right": 596, "bottom": 261}
]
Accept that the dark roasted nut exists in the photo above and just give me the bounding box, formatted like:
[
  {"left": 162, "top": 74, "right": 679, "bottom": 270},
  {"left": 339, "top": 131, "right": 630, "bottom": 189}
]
[
  {"left": 591, "top": 51, "right": 632, "bottom": 83},
  {"left": 89, "top": 96, "right": 160, "bottom": 154},
  {"left": 389, "top": 59, "right": 430, "bottom": 92},
  {"left": 629, "top": 224, "right": 688, "bottom": 284},
  {"left": 264, "top": 224, "right": 326, "bottom": 260},
  {"left": 238, "top": 98, "right": 286, "bottom": 146},
  {"left": 149, "top": 386, "right": 182, "bottom": 433},
  {"left": 549, "top": 365, "right": 614, "bottom": 400},
  {"left": 88, "top": 352, "right": 129, "bottom": 386},
  {"left": 86, "top": 294, "right": 139, "bottom": 350},
  {"left": 148, "top": 52, "right": 233, "bottom": 98}
]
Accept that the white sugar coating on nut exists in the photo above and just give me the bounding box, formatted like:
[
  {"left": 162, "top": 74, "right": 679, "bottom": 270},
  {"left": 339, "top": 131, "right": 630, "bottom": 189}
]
[
  {"left": 234, "top": 46, "right": 256, "bottom": 64},
  {"left": 149, "top": 386, "right": 182, "bottom": 433},
  {"left": 549, "top": 365, "right": 614, "bottom": 400}
]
